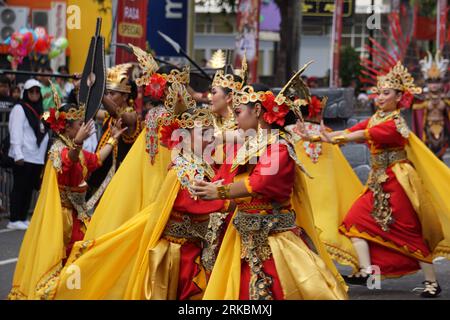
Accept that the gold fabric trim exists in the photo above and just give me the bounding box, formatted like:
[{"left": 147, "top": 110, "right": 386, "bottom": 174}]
[
  {"left": 233, "top": 210, "right": 297, "bottom": 300},
  {"left": 145, "top": 239, "right": 181, "bottom": 300}
]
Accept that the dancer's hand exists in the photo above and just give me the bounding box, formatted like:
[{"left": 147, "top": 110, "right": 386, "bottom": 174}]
[
  {"left": 111, "top": 118, "right": 128, "bottom": 139},
  {"left": 191, "top": 180, "right": 219, "bottom": 200},
  {"left": 74, "top": 119, "right": 96, "bottom": 144},
  {"left": 320, "top": 120, "right": 333, "bottom": 143}
]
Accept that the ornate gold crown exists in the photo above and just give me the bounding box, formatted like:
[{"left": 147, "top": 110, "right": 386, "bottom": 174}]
[
  {"left": 161, "top": 65, "right": 190, "bottom": 85},
  {"left": 158, "top": 79, "right": 214, "bottom": 129},
  {"left": 234, "top": 51, "right": 248, "bottom": 84},
  {"left": 374, "top": 61, "right": 422, "bottom": 94},
  {"left": 46, "top": 81, "right": 85, "bottom": 121},
  {"left": 212, "top": 52, "right": 248, "bottom": 92},
  {"left": 232, "top": 85, "right": 270, "bottom": 109},
  {"left": 164, "top": 81, "right": 196, "bottom": 114},
  {"left": 129, "top": 43, "right": 159, "bottom": 87},
  {"left": 65, "top": 104, "right": 86, "bottom": 120},
  {"left": 212, "top": 70, "right": 244, "bottom": 91},
  {"left": 177, "top": 108, "right": 215, "bottom": 129},
  {"left": 275, "top": 61, "right": 313, "bottom": 115},
  {"left": 158, "top": 105, "right": 215, "bottom": 130},
  {"left": 419, "top": 51, "right": 449, "bottom": 81},
  {"left": 232, "top": 78, "right": 310, "bottom": 113},
  {"left": 106, "top": 63, "right": 132, "bottom": 93}
]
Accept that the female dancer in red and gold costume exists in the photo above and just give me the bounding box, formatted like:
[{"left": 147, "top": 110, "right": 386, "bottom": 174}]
[
  {"left": 300, "top": 62, "right": 450, "bottom": 298},
  {"left": 193, "top": 82, "right": 348, "bottom": 300},
  {"left": 49, "top": 68, "right": 236, "bottom": 300},
  {"left": 8, "top": 92, "right": 126, "bottom": 300}
]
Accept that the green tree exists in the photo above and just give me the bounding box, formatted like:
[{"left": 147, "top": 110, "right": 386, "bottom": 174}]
[{"left": 339, "top": 46, "right": 362, "bottom": 89}]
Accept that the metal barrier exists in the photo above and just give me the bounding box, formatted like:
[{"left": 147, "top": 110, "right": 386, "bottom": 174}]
[{"left": 0, "top": 109, "right": 13, "bottom": 218}]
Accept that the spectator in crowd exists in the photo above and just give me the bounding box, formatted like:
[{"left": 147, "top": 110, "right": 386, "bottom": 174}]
[
  {"left": 56, "top": 65, "right": 75, "bottom": 101},
  {"left": 0, "top": 76, "right": 14, "bottom": 110},
  {"left": 7, "top": 79, "right": 49, "bottom": 230},
  {"left": 37, "top": 66, "right": 63, "bottom": 111},
  {"left": 10, "top": 86, "right": 21, "bottom": 104},
  {"left": 6, "top": 73, "right": 16, "bottom": 87}
]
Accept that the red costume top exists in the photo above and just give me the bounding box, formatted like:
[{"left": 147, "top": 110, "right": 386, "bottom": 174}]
[
  {"left": 244, "top": 143, "right": 296, "bottom": 206},
  {"left": 58, "top": 148, "right": 102, "bottom": 187}
]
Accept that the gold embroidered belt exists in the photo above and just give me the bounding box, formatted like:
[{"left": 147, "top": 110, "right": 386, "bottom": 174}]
[
  {"left": 163, "top": 212, "right": 228, "bottom": 272},
  {"left": 367, "top": 149, "right": 407, "bottom": 232},
  {"left": 59, "top": 185, "right": 89, "bottom": 223},
  {"left": 370, "top": 149, "right": 407, "bottom": 169},
  {"left": 163, "top": 215, "right": 210, "bottom": 241},
  {"left": 232, "top": 211, "right": 297, "bottom": 300}
]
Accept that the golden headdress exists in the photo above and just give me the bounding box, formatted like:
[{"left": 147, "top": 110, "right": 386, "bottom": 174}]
[
  {"left": 129, "top": 43, "right": 159, "bottom": 87},
  {"left": 106, "top": 63, "right": 132, "bottom": 93},
  {"left": 373, "top": 61, "right": 422, "bottom": 94},
  {"left": 419, "top": 51, "right": 449, "bottom": 81},
  {"left": 162, "top": 65, "right": 191, "bottom": 85},
  {"left": 233, "top": 61, "right": 313, "bottom": 121},
  {"left": 156, "top": 66, "right": 213, "bottom": 130},
  {"left": 275, "top": 61, "right": 313, "bottom": 119},
  {"left": 159, "top": 82, "right": 214, "bottom": 129},
  {"left": 212, "top": 52, "right": 248, "bottom": 92},
  {"left": 42, "top": 81, "right": 85, "bottom": 133},
  {"left": 234, "top": 52, "right": 248, "bottom": 84}
]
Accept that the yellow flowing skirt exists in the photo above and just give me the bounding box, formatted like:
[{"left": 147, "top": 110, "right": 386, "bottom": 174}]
[{"left": 295, "top": 141, "right": 362, "bottom": 270}]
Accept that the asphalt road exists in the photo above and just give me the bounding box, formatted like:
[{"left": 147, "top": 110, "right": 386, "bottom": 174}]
[{"left": 1, "top": 216, "right": 449, "bottom": 300}]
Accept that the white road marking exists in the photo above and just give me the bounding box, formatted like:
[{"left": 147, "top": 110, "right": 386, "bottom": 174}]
[
  {"left": 0, "top": 258, "right": 18, "bottom": 266},
  {"left": 0, "top": 229, "right": 16, "bottom": 234}
]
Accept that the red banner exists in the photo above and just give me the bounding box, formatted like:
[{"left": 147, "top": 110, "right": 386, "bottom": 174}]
[
  {"left": 235, "top": 0, "right": 261, "bottom": 83},
  {"left": 330, "top": 0, "right": 343, "bottom": 87},
  {"left": 115, "top": 0, "right": 149, "bottom": 64},
  {"left": 437, "top": 0, "right": 448, "bottom": 51}
]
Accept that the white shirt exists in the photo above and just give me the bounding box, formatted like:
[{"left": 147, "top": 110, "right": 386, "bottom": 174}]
[
  {"left": 83, "top": 133, "right": 98, "bottom": 153},
  {"left": 8, "top": 104, "right": 49, "bottom": 164}
]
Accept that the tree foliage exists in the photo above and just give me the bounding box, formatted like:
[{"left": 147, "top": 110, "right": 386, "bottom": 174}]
[{"left": 339, "top": 46, "right": 362, "bottom": 88}]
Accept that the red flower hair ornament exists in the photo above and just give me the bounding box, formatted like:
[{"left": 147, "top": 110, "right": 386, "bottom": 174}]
[
  {"left": 261, "top": 92, "right": 290, "bottom": 126},
  {"left": 144, "top": 73, "right": 167, "bottom": 100},
  {"left": 308, "top": 96, "right": 323, "bottom": 118},
  {"left": 44, "top": 108, "right": 66, "bottom": 133},
  {"left": 398, "top": 90, "right": 414, "bottom": 109}
]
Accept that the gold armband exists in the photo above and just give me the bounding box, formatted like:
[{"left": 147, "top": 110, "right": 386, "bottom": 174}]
[
  {"left": 332, "top": 135, "right": 348, "bottom": 145},
  {"left": 217, "top": 184, "right": 231, "bottom": 200},
  {"left": 309, "top": 135, "right": 321, "bottom": 142},
  {"left": 106, "top": 137, "right": 118, "bottom": 147}
]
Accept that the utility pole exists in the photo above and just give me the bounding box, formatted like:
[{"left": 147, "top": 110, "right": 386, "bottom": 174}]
[{"left": 274, "top": 0, "right": 302, "bottom": 84}]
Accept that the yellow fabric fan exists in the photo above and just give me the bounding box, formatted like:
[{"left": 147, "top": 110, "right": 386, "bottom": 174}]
[{"left": 85, "top": 130, "right": 172, "bottom": 239}]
